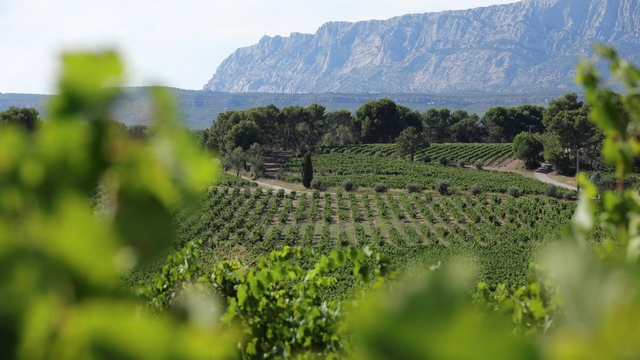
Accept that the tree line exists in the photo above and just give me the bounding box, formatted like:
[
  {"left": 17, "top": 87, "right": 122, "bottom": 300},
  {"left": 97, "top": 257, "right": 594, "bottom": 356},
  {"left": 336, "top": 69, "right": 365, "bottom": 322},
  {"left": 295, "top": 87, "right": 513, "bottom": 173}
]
[
  {"left": 198, "top": 99, "right": 550, "bottom": 154},
  {"left": 199, "top": 93, "right": 604, "bottom": 175},
  {"left": 2, "top": 92, "right": 605, "bottom": 177}
]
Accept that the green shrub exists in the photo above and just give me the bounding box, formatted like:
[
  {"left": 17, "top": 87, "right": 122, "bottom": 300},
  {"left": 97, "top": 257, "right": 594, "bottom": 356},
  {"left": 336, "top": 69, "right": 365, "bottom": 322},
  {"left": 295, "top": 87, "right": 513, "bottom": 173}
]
[
  {"left": 545, "top": 185, "right": 560, "bottom": 199},
  {"left": 470, "top": 184, "right": 482, "bottom": 195},
  {"left": 343, "top": 179, "right": 354, "bottom": 192},
  {"left": 508, "top": 187, "right": 521, "bottom": 198},
  {"left": 474, "top": 160, "right": 483, "bottom": 170},
  {"left": 563, "top": 190, "right": 577, "bottom": 200},
  {"left": 422, "top": 156, "right": 432, "bottom": 164},
  {"left": 457, "top": 160, "right": 466, "bottom": 168},
  {"left": 311, "top": 179, "right": 322, "bottom": 190},
  {"left": 439, "top": 157, "right": 449, "bottom": 166},
  {"left": 406, "top": 183, "right": 420, "bottom": 193},
  {"left": 374, "top": 183, "right": 387, "bottom": 193},
  {"left": 436, "top": 180, "right": 450, "bottom": 195}
]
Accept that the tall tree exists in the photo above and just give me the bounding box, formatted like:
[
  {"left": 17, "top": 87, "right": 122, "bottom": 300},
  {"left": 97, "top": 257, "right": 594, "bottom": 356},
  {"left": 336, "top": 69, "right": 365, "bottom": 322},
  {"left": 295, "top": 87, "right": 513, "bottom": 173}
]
[
  {"left": 482, "top": 106, "right": 512, "bottom": 143},
  {"left": 543, "top": 93, "right": 600, "bottom": 152},
  {"left": 540, "top": 133, "right": 572, "bottom": 174},
  {"left": 450, "top": 115, "right": 485, "bottom": 143},
  {"left": 512, "top": 105, "right": 545, "bottom": 133},
  {"left": 422, "top": 108, "right": 451, "bottom": 143},
  {"left": 301, "top": 152, "right": 313, "bottom": 188},
  {"left": 513, "top": 132, "right": 544, "bottom": 169},
  {"left": 225, "top": 120, "right": 261, "bottom": 152},
  {"left": 224, "top": 147, "right": 247, "bottom": 177},
  {"left": 396, "top": 126, "right": 429, "bottom": 161},
  {"left": 355, "top": 99, "right": 403, "bottom": 143}
]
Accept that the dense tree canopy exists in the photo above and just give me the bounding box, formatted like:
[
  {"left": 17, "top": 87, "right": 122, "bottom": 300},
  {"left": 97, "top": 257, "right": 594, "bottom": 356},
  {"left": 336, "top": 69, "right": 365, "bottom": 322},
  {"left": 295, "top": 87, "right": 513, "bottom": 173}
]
[
  {"left": 513, "top": 132, "right": 544, "bottom": 169},
  {"left": 0, "top": 106, "right": 41, "bottom": 132},
  {"left": 354, "top": 99, "right": 422, "bottom": 143},
  {"left": 200, "top": 92, "right": 608, "bottom": 175},
  {"left": 396, "top": 126, "right": 429, "bottom": 161},
  {"left": 450, "top": 115, "right": 485, "bottom": 143}
]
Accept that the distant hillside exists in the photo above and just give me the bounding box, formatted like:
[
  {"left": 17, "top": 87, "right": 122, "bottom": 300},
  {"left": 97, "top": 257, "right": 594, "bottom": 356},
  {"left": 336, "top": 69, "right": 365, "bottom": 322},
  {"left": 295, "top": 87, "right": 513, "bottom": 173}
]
[
  {"left": 1, "top": 89, "right": 567, "bottom": 129},
  {"left": 205, "top": 0, "right": 640, "bottom": 94}
]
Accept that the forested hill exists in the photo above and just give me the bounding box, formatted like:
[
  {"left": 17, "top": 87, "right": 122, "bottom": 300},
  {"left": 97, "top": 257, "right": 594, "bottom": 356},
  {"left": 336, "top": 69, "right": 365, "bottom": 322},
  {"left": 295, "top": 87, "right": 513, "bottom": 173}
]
[
  {"left": 204, "top": 0, "right": 640, "bottom": 94},
  {"left": 1, "top": 89, "right": 566, "bottom": 129}
]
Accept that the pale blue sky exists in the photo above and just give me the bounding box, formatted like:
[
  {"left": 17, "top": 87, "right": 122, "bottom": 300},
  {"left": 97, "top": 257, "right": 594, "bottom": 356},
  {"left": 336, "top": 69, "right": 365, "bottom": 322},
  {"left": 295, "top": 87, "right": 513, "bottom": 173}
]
[{"left": 0, "top": 0, "right": 519, "bottom": 94}]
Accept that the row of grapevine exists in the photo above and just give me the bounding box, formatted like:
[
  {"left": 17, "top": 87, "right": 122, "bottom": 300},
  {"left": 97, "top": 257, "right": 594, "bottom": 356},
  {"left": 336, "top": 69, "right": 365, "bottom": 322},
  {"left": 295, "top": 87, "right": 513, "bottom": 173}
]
[
  {"left": 320, "top": 143, "right": 514, "bottom": 165},
  {"left": 182, "top": 185, "right": 584, "bottom": 286},
  {"left": 281, "top": 154, "right": 545, "bottom": 194}
]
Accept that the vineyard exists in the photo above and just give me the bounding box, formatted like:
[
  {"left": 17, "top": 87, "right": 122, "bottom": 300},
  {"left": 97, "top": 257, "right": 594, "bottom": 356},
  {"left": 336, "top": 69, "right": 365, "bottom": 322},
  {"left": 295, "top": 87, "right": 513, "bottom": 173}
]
[
  {"left": 323, "top": 143, "right": 514, "bottom": 165},
  {"left": 280, "top": 154, "right": 546, "bottom": 194},
  {"left": 173, "top": 185, "right": 584, "bottom": 287}
]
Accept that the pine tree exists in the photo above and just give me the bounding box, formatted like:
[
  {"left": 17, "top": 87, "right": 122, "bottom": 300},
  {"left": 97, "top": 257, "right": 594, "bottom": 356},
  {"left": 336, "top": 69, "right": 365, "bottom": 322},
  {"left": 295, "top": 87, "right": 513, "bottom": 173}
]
[{"left": 302, "top": 152, "right": 313, "bottom": 188}]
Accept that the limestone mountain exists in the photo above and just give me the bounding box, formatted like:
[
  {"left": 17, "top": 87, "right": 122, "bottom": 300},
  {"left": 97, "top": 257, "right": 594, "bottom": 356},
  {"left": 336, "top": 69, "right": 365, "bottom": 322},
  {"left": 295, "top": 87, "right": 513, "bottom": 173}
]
[{"left": 204, "top": 0, "right": 640, "bottom": 94}]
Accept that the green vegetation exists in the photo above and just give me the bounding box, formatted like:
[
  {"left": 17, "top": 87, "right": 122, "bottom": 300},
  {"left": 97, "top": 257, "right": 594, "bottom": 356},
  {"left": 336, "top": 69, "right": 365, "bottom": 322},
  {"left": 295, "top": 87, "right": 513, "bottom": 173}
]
[
  {"left": 280, "top": 153, "right": 545, "bottom": 193},
  {"left": 513, "top": 132, "right": 544, "bottom": 169},
  {"left": 301, "top": 152, "right": 313, "bottom": 188},
  {"left": 171, "top": 186, "right": 577, "bottom": 288},
  {"left": 0, "top": 106, "right": 41, "bottom": 132},
  {"left": 6, "top": 44, "right": 640, "bottom": 360},
  {"left": 323, "top": 142, "right": 514, "bottom": 165}
]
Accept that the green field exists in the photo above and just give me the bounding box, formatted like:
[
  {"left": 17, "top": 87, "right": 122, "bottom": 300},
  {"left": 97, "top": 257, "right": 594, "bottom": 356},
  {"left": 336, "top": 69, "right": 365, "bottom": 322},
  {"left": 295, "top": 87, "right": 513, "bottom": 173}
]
[
  {"left": 168, "top": 186, "right": 577, "bottom": 289},
  {"left": 280, "top": 153, "right": 546, "bottom": 194},
  {"left": 323, "top": 143, "right": 514, "bottom": 165}
]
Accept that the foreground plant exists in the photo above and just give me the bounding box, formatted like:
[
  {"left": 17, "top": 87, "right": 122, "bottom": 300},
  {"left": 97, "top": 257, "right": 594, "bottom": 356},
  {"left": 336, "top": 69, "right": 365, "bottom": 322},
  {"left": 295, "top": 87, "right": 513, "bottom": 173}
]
[{"left": 0, "top": 52, "right": 236, "bottom": 359}]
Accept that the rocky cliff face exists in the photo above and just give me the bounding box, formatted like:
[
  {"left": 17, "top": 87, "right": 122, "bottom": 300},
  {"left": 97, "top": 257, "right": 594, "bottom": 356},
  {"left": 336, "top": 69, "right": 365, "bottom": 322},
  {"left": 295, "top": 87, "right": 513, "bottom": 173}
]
[{"left": 204, "top": 0, "right": 640, "bottom": 94}]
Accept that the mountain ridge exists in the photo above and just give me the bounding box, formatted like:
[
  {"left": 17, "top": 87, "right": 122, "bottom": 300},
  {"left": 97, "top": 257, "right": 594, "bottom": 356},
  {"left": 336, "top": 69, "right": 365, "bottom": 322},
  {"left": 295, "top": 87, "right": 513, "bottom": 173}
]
[{"left": 204, "top": 0, "right": 640, "bottom": 94}]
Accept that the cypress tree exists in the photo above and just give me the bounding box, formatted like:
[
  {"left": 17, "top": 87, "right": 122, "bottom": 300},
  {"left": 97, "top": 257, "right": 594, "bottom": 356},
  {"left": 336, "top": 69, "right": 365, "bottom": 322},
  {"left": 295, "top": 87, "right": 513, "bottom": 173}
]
[{"left": 302, "top": 152, "right": 313, "bottom": 188}]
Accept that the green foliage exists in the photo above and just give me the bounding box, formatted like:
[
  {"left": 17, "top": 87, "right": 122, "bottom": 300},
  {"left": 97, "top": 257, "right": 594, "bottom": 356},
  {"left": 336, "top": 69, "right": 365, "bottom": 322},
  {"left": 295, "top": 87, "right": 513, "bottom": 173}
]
[
  {"left": 436, "top": 180, "right": 450, "bottom": 195},
  {"left": 406, "top": 183, "right": 420, "bottom": 193},
  {"left": 470, "top": 184, "right": 482, "bottom": 195},
  {"left": 544, "top": 184, "right": 560, "bottom": 199},
  {"left": 508, "top": 187, "right": 521, "bottom": 198},
  {"left": 144, "top": 243, "right": 391, "bottom": 359},
  {"left": 355, "top": 99, "right": 422, "bottom": 143},
  {"left": 475, "top": 160, "right": 484, "bottom": 170},
  {"left": 450, "top": 115, "right": 486, "bottom": 143},
  {"left": 343, "top": 178, "right": 354, "bottom": 191},
  {"left": 224, "top": 146, "right": 246, "bottom": 176},
  {"left": 513, "top": 132, "right": 544, "bottom": 169},
  {"left": 0, "top": 51, "right": 234, "bottom": 359},
  {"left": 423, "top": 108, "right": 449, "bottom": 142},
  {"left": 324, "top": 142, "right": 513, "bottom": 165},
  {"left": 302, "top": 152, "right": 313, "bottom": 188},
  {"left": 479, "top": 263, "right": 560, "bottom": 335},
  {"left": 374, "top": 183, "right": 387, "bottom": 193},
  {"left": 0, "top": 106, "right": 41, "bottom": 132},
  {"left": 540, "top": 133, "right": 572, "bottom": 174},
  {"left": 282, "top": 153, "right": 545, "bottom": 194},
  {"left": 396, "top": 126, "right": 429, "bottom": 161},
  {"left": 482, "top": 105, "right": 545, "bottom": 143}
]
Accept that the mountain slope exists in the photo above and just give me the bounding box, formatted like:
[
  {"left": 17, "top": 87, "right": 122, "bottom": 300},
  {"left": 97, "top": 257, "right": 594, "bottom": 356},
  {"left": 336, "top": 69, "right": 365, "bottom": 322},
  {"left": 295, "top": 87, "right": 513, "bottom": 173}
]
[{"left": 204, "top": 0, "right": 640, "bottom": 94}]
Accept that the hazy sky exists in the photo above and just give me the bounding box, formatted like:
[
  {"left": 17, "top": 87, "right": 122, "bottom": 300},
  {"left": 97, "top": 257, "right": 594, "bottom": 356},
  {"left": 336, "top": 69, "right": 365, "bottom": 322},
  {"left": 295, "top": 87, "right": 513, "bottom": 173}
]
[{"left": 0, "top": 0, "right": 520, "bottom": 94}]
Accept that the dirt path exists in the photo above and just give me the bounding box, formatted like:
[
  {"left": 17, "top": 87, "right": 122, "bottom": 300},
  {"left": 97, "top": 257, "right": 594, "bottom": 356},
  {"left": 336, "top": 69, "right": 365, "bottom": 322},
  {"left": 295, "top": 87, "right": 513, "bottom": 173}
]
[
  {"left": 239, "top": 175, "right": 295, "bottom": 194},
  {"left": 534, "top": 164, "right": 578, "bottom": 191}
]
